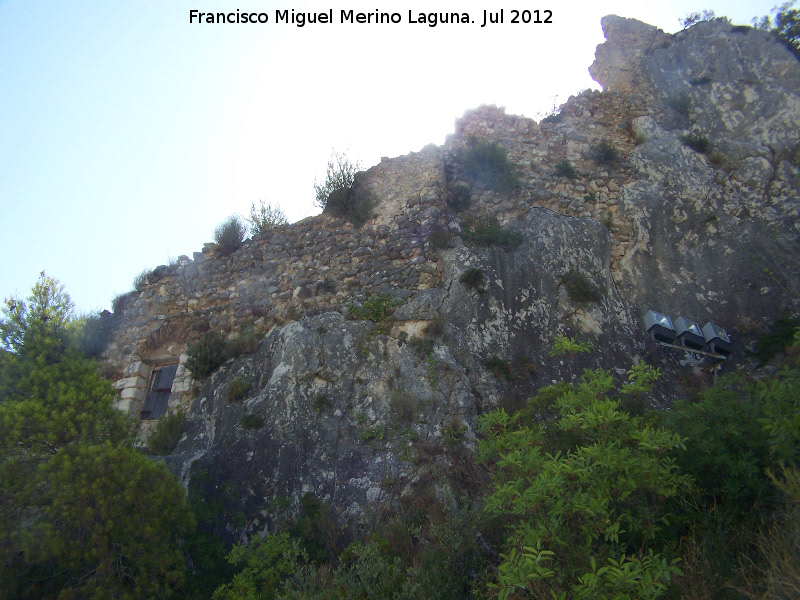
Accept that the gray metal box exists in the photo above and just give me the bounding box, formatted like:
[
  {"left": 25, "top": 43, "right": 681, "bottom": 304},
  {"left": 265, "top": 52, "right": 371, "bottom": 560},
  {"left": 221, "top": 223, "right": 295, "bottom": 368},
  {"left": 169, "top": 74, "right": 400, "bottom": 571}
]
[
  {"left": 702, "top": 322, "right": 732, "bottom": 356},
  {"left": 675, "top": 316, "right": 705, "bottom": 350},
  {"left": 645, "top": 310, "right": 676, "bottom": 343}
]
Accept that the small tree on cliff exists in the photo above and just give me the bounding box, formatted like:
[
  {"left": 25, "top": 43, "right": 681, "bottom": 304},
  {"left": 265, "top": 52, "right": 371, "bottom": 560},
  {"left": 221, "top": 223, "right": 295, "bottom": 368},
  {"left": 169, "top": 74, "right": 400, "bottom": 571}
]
[{"left": 313, "top": 150, "right": 361, "bottom": 211}]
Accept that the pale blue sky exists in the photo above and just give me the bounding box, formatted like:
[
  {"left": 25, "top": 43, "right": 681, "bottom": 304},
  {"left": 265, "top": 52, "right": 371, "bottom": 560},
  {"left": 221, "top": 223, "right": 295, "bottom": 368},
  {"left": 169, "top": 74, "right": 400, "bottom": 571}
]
[{"left": 0, "top": 0, "right": 780, "bottom": 312}]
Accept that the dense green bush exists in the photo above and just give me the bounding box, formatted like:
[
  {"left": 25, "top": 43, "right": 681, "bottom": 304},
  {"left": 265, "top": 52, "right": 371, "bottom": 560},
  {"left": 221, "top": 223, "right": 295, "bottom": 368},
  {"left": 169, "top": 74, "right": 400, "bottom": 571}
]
[
  {"left": 1, "top": 274, "right": 195, "bottom": 600},
  {"left": 485, "top": 356, "right": 513, "bottom": 380},
  {"left": 227, "top": 376, "right": 251, "bottom": 402},
  {"left": 667, "top": 92, "right": 692, "bottom": 116},
  {"left": 588, "top": 138, "right": 620, "bottom": 165},
  {"left": 455, "top": 138, "right": 520, "bottom": 193},
  {"left": 69, "top": 310, "right": 116, "bottom": 358},
  {"left": 133, "top": 268, "right": 151, "bottom": 291},
  {"left": 561, "top": 270, "right": 605, "bottom": 305},
  {"left": 147, "top": 409, "right": 187, "bottom": 455},
  {"left": 348, "top": 294, "right": 402, "bottom": 325},
  {"left": 680, "top": 132, "right": 710, "bottom": 153},
  {"left": 247, "top": 200, "right": 287, "bottom": 235},
  {"left": 478, "top": 363, "right": 686, "bottom": 600},
  {"left": 313, "top": 150, "right": 360, "bottom": 211},
  {"left": 459, "top": 267, "right": 484, "bottom": 291},
  {"left": 447, "top": 182, "right": 472, "bottom": 212},
  {"left": 214, "top": 215, "right": 248, "bottom": 255},
  {"left": 753, "top": 317, "right": 800, "bottom": 365},
  {"left": 240, "top": 413, "right": 264, "bottom": 430},
  {"left": 185, "top": 331, "right": 227, "bottom": 379},
  {"left": 554, "top": 159, "right": 577, "bottom": 179},
  {"left": 461, "top": 216, "right": 523, "bottom": 250}
]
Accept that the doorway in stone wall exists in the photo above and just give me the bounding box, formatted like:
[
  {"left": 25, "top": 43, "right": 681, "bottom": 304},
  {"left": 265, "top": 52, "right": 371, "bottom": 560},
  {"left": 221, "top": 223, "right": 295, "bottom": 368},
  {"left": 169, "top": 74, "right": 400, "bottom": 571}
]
[{"left": 140, "top": 363, "right": 178, "bottom": 420}]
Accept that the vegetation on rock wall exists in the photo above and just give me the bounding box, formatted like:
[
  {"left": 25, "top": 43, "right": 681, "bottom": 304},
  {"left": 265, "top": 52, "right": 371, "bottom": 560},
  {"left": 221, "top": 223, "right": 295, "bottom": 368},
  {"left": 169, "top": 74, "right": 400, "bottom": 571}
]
[
  {"left": 455, "top": 138, "right": 520, "bottom": 193},
  {"left": 248, "top": 200, "right": 288, "bottom": 235},
  {"left": 214, "top": 215, "right": 248, "bottom": 255}
]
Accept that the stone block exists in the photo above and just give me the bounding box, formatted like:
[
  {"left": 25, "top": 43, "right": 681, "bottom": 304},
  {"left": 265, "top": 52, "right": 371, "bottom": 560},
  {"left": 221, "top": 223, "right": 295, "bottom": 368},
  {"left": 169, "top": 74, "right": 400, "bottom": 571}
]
[
  {"left": 114, "top": 398, "right": 143, "bottom": 414},
  {"left": 124, "top": 361, "right": 151, "bottom": 378},
  {"left": 120, "top": 387, "right": 146, "bottom": 402},
  {"left": 114, "top": 376, "right": 147, "bottom": 390}
]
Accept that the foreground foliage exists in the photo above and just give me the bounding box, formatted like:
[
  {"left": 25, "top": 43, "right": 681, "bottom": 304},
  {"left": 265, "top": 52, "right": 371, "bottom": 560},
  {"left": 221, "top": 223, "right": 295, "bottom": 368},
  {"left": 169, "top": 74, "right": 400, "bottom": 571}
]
[
  {"left": 0, "top": 274, "right": 195, "bottom": 600},
  {"left": 478, "top": 364, "right": 687, "bottom": 600}
]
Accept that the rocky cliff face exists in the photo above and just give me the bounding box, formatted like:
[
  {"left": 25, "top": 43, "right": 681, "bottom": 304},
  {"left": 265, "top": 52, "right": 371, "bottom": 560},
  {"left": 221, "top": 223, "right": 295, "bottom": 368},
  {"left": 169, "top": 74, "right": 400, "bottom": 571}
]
[{"left": 107, "top": 16, "right": 800, "bottom": 541}]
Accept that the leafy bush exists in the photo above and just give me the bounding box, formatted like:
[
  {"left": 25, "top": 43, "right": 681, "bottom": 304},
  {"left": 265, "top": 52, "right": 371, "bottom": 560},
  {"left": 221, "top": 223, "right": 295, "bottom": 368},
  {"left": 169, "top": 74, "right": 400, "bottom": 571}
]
[
  {"left": 459, "top": 267, "right": 484, "bottom": 291},
  {"left": 461, "top": 216, "right": 523, "bottom": 250},
  {"left": 227, "top": 376, "right": 251, "bottom": 402},
  {"left": 680, "top": 9, "right": 729, "bottom": 29},
  {"left": 185, "top": 331, "right": 227, "bottom": 379},
  {"left": 428, "top": 228, "right": 453, "bottom": 249},
  {"left": 485, "top": 356, "right": 513, "bottom": 380},
  {"left": 554, "top": 159, "right": 577, "bottom": 179},
  {"left": 478, "top": 365, "right": 687, "bottom": 599},
  {"left": 247, "top": 200, "right": 287, "bottom": 235},
  {"left": 561, "top": 270, "right": 605, "bottom": 305},
  {"left": 133, "top": 269, "right": 151, "bottom": 292},
  {"left": 447, "top": 182, "right": 472, "bottom": 212},
  {"left": 240, "top": 413, "right": 264, "bottom": 430},
  {"left": 214, "top": 215, "right": 247, "bottom": 255},
  {"left": 313, "top": 150, "right": 373, "bottom": 226},
  {"left": 455, "top": 138, "right": 520, "bottom": 193},
  {"left": 313, "top": 150, "right": 361, "bottom": 211},
  {"left": 549, "top": 334, "right": 593, "bottom": 356},
  {"left": 311, "top": 393, "right": 331, "bottom": 414},
  {"left": 755, "top": 2, "right": 800, "bottom": 60},
  {"left": 147, "top": 409, "right": 186, "bottom": 455},
  {"left": 588, "top": 138, "right": 620, "bottom": 165},
  {"left": 753, "top": 317, "right": 800, "bottom": 365},
  {"left": 680, "top": 132, "right": 710, "bottom": 153},
  {"left": 348, "top": 294, "right": 402, "bottom": 324},
  {"left": 226, "top": 327, "right": 261, "bottom": 358},
  {"left": 667, "top": 92, "right": 692, "bottom": 116},
  {"left": 70, "top": 311, "right": 116, "bottom": 358},
  {"left": 324, "top": 182, "right": 375, "bottom": 226}
]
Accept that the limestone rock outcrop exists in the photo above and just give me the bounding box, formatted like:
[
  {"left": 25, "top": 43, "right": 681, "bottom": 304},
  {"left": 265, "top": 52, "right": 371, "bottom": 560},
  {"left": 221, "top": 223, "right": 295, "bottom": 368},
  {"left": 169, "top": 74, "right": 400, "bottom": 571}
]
[{"left": 105, "top": 16, "right": 800, "bottom": 541}]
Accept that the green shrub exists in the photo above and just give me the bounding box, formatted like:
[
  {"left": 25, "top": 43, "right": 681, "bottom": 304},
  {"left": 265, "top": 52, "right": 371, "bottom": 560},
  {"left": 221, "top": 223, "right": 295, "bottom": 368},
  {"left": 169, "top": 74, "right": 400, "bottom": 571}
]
[
  {"left": 227, "top": 376, "right": 251, "bottom": 402},
  {"left": 70, "top": 311, "right": 116, "bottom": 358},
  {"left": 214, "top": 215, "right": 248, "bottom": 255},
  {"left": 455, "top": 139, "right": 520, "bottom": 193},
  {"left": 667, "top": 92, "right": 692, "bottom": 116},
  {"left": 478, "top": 365, "right": 687, "bottom": 599},
  {"left": 312, "top": 393, "right": 331, "bottom": 414},
  {"left": 226, "top": 327, "right": 261, "bottom": 358},
  {"left": 147, "top": 409, "right": 186, "bottom": 455},
  {"left": 561, "top": 270, "right": 605, "bottom": 305},
  {"left": 485, "top": 356, "right": 513, "bottom": 380},
  {"left": 248, "top": 200, "right": 287, "bottom": 235},
  {"left": 753, "top": 317, "right": 800, "bottom": 365},
  {"left": 447, "top": 183, "right": 472, "bottom": 212},
  {"left": 680, "top": 133, "right": 710, "bottom": 153},
  {"left": 133, "top": 269, "right": 150, "bottom": 292},
  {"left": 461, "top": 216, "right": 523, "bottom": 250},
  {"left": 240, "top": 413, "right": 264, "bottom": 430},
  {"left": 185, "top": 331, "right": 227, "bottom": 379},
  {"left": 314, "top": 150, "right": 360, "bottom": 211},
  {"left": 588, "top": 138, "right": 620, "bottom": 165},
  {"left": 359, "top": 424, "right": 384, "bottom": 443},
  {"left": 541, "top": 111, "right": 563, "bottom": 124},
  {"left": 428, "top": 229, "right": 453, "bottom": 249},
  {"left": 349, "top": 294, "right": 402, "bottom": 324},
  {"left": 324, "top": 183, "right": 375, "bottom": 226},
  {"left": 459, "top": 267, "right": 485, "bottom": 291},
  {"left": 554, "top": 159, "right": 577, "bottom": 179}
]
